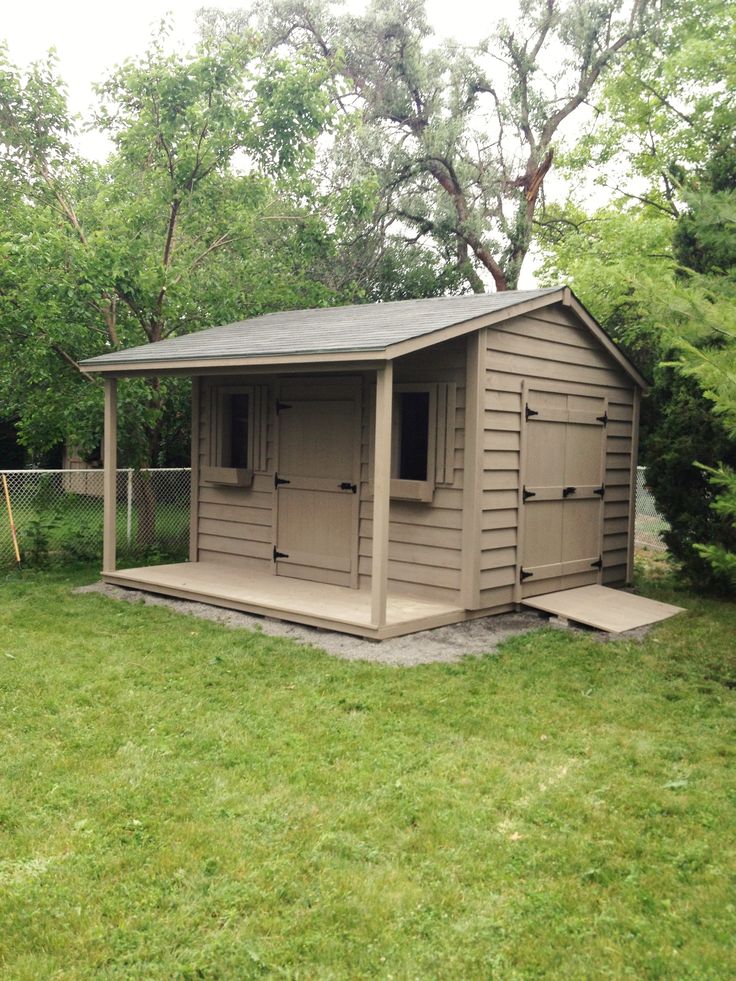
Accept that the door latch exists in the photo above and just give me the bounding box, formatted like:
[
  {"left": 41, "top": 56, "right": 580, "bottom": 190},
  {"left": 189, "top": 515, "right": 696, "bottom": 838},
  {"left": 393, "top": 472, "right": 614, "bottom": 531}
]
[
  {"left": 562, "top": 486, "right": 577, "bottom": 497},
  {"left": 339, "top": 482, "right": 357, "bottom": 493}
]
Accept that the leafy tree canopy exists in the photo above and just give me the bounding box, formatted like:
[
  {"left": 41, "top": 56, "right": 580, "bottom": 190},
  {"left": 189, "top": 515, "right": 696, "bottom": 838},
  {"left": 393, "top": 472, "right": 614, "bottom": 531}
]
[
  {"left": 202, "top": 0, "right": 656, "bottom": 292},
  {"left": 0, "top": 26, "right": 343, "bottom": 467}
]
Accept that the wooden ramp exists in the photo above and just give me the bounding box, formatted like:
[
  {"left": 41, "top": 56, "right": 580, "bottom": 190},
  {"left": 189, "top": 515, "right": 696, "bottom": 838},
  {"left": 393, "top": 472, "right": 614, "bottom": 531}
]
[{"left": 523, "top": 585, "right": 683, "bottom": 633}]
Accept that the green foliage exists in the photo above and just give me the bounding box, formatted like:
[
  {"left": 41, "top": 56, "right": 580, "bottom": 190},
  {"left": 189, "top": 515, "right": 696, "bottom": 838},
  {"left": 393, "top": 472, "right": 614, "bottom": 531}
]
[
  {"left": 537, "top": 0, "right": 736, "bottom": 594},
  {"left": 642, "top": 369, "right": 736, "bottom": 592},
  {"left": 693, "top": 465, "right": 736, "bottom": 587},
  {"left": 251, "top": 0, "right": 654, "bottom": 291},
  {"left": 0, "top": 568, "right": 734, "bottom": 976},
  {"left": 0, "top": 29, "right": 341, "bottom": 466}
]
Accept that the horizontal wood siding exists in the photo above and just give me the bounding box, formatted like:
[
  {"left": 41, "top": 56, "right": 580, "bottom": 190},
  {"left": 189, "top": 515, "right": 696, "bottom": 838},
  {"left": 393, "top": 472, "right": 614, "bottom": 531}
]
[
  {"left": 481, "top": 304, "right": 637, "bottom": 607},
  {"left": 197, "top": 376, "right": 274, "bottom": 573},
  {"left": 359, "top": 339, "right": 466, "bottom": 602}
]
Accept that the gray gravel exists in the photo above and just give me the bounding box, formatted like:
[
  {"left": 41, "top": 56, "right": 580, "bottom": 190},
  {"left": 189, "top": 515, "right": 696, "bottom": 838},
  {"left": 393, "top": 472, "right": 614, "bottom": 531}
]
[{"left": 75, "top": 582, "right": 545, "bottom": 666}]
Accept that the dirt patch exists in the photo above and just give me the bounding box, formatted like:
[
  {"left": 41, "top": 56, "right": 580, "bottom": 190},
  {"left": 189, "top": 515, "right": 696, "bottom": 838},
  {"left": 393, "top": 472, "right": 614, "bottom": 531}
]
[{"left": 75, "top": 581, "right": 545, "bottom": 666}]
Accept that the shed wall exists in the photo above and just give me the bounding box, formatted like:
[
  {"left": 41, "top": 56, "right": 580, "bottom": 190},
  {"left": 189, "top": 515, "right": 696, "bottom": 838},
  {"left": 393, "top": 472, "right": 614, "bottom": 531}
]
[
  {"left": 480, "top": 303, "right": 636, "bottom": 610},
  {"left": 195, "top": 375, "right": 276, "bottom": 572},
  {"left": 358, "top": 338, "right": 466, "bottom": 602}
]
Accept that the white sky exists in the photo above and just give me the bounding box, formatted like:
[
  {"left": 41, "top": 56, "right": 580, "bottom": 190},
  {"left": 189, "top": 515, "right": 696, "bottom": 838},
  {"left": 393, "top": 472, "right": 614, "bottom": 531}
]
[
  {"left": 2, "top": 0, "right": 493, "bottom": 121},
  {"left": 2, "top": 0, "right": 556, "bottom": 287}
]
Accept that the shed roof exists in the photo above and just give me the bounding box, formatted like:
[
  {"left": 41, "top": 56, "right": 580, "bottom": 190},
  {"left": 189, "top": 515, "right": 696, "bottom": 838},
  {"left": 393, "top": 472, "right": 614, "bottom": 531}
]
[{"left": 81, "top": 287, "right": 646, "bottom": 387}]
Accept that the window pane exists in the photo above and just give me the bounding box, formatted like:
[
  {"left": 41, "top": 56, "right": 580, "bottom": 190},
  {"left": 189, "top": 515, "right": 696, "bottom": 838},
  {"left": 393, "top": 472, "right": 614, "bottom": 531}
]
[
  {"left": 398, "top": 391, "right": 429, "bottom": 481},
  {"left": 227, "top": 393, "right": 249, "bottom": 468}
]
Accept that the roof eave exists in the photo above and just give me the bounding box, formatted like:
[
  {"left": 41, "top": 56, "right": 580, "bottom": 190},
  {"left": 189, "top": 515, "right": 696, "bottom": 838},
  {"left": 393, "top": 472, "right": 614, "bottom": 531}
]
[{"left": 82, "top": 349, "right": 389, "bottom": 377}]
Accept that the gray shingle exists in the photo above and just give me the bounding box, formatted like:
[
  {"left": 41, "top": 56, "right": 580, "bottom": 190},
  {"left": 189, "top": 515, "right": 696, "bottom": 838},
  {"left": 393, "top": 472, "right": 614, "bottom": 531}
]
[{"left": 82, "top": 288, "right": 563, "bottom": 367}]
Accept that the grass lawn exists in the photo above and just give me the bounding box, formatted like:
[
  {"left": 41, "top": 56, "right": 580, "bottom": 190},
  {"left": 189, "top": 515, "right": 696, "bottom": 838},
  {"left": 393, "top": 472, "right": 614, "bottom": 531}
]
[{"left": 1, "top": 564, "right": 734, "bottom": 978}]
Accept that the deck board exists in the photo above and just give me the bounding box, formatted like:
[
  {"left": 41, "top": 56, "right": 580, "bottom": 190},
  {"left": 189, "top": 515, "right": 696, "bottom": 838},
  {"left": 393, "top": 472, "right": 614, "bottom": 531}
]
[{"left": 103, "top": 561, "right": 465, "bottom": 639}]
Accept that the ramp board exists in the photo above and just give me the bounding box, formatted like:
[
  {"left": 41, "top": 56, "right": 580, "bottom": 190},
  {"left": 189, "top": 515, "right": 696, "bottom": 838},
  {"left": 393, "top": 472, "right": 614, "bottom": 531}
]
[{"left": 523, "top": 585, "right": 683, "bottom": 633}]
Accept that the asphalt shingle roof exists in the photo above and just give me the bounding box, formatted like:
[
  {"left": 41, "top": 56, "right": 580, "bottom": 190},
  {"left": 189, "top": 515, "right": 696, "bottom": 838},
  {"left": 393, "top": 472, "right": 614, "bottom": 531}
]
[{"left": 82, "top": 288, "right": 564, "bottom": 368}]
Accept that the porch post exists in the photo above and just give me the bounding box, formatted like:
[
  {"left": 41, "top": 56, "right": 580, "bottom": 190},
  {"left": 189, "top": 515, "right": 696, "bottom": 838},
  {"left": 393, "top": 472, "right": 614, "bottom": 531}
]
[
  {"left": 371, "top": 361, "right": 393, "bottom": 629},
  {"left": 102, "top": 378, "right": 117, "bottom": 574}
]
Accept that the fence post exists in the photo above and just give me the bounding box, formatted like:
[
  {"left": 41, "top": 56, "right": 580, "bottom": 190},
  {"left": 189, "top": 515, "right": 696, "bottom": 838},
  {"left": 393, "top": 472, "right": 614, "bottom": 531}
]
[{"left": 126, "top": 469, "right": 133, "bottom": 547}]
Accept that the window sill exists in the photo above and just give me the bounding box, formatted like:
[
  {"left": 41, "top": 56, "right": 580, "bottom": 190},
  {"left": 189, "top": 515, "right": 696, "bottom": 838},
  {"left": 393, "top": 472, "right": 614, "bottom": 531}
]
[
  {"left": 201, "top": 465, "right": 254, "bottom": 488},
  {"left": 389, "top": 478, "right": 434, "bottom": 503}
]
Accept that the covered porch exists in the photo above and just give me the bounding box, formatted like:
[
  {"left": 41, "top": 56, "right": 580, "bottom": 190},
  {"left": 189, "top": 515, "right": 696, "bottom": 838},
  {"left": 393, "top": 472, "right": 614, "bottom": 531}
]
[{"left": 98, "top": 354, "right": 467, "bottom": 639}]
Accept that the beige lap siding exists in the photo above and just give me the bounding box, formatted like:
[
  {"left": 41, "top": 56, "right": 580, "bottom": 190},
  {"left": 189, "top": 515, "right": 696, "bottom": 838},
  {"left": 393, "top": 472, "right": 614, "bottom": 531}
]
[
  {"left": 196, "top": 376, "right": 275, "bottom": 572},
  {"left": 359, "top": 339, "right": 466, "bottom": 603},
  {"left": 480, "top": 304, "right": 636, "bottom": 609}
]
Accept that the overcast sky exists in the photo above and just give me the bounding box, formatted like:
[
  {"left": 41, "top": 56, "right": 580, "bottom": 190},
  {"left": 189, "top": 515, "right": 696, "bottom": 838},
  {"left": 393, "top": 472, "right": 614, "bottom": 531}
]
[{"left": 3, "top": 0, "right": 493, "bottom": 123}]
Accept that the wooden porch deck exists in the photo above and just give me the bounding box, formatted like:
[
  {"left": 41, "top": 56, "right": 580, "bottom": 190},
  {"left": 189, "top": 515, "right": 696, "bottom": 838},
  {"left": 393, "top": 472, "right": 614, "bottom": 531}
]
[{"left": 103, "top": 561, "right": 466, "bottom": 639}]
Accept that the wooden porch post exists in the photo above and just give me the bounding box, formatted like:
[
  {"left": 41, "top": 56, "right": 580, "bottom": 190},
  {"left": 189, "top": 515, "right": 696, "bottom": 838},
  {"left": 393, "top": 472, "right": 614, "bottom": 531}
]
[
  {"left": 371, "top": 362, "right": 393, "bottom": 628},
  {"left": 102, "top": 378, "right": 117, "bottom": 574}
]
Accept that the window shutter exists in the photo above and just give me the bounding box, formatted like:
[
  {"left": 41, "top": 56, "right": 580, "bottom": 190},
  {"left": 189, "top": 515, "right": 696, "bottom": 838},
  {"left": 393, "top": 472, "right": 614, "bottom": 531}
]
[{"left": 435, "top": 382, "right": 457, "bottom": 484}]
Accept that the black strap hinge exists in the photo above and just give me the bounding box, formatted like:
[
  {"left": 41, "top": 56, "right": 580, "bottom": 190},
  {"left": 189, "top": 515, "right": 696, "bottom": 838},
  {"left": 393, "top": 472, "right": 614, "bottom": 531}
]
[
  {"left": 339, "top": 482, "right": 357, "bottom": 493},
  {"left": 597, "top": 411, "right": 608, "bottom": 426},
  {"left": 525, "top": 403, "right": 539, "bottom": 421},
  {"left": 591, "top": 556, "right": 603, "bottom": 570},
  {"left": 276, "top": 400, "right": 292, "bottom": 414},
  {"left": 519, "top": 567, "right": 534, "bottom": 582},
  {"left": 522, "top": 486, "right": 536, "bottom": 502},
  {"left": 274, "top": 473, "right": 290, "bottom": 488},
  {"left": 594, "top": 484, "right": 605, "bottom": 497},
  {"left": 273, "top": 546, "right": 289, "bottom": 561},
  {"left": 562, "top": 485, "right": 577, "bottom": 498}
]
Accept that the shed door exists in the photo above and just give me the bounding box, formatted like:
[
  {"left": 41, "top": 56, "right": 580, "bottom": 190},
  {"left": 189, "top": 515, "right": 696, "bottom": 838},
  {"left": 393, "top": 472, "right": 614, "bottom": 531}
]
[
  {"left": 518, "top": 388, "right": 607, "bottom": 598},
  {"left": 274, "top": 378, "right": 361, "bottom": 587}
]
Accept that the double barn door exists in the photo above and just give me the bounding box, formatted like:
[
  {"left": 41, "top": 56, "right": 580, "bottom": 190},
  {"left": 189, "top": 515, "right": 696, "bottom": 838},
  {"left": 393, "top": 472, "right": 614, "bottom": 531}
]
[{"left": 517, "top": 385, "right": 608, "bottom": 599}]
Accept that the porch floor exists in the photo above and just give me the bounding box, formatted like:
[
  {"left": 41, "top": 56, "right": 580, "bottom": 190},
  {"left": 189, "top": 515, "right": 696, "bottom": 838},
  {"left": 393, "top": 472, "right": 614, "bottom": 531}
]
[{"left": 103, "top": 561, "right": 466, "bottom": 639}]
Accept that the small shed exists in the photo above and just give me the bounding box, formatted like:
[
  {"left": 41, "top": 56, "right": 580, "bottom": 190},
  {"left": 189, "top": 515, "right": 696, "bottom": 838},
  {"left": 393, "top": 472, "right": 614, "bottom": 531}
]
[{"left": 82, "top": 287, "right": 651, "bottom": 639}]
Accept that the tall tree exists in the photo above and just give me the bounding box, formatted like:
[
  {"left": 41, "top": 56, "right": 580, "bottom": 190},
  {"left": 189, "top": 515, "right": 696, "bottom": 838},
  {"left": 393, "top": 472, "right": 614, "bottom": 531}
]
[
  {"left": 215, "top": 0, "right": 654, "bottom": 291},
  {"left": 536, "top": 0, "right": 736, "bottom": 591}
]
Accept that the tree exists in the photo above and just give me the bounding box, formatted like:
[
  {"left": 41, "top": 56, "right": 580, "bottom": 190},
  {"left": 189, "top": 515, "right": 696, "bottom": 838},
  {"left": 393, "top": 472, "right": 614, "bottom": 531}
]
[
  {"left": 536, "top": 0, "right": 736, "bottom": 591},
  {"left": 0, "top": 29, "right": 330, "bottom": 452},
  {"left": 0, "top": 29, "right": 339, "bottom": 542},
  {"left": 203, "top": 0, "right": 654, "bottom": 292}
]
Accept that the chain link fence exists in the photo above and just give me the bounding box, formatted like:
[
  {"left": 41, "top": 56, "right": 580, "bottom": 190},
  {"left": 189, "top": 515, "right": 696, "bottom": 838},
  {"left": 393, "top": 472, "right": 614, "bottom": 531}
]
[
  {"left": 0, "top": 468, "right": 190, "bottom": 569},
  {"left": 1, "top": 464, "right": 668, "bottom": 569},
  {"left": 634, "top": 466, "right": 668, "bottom": 551}
]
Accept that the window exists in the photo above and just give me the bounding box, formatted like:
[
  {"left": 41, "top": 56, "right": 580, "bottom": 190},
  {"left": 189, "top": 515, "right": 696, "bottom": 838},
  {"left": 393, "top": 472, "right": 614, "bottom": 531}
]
[
  {"left": 369, "top": 381, "right": 457, "bottom": 503},
  {"left": 394, "top": 391, "right": 430, "bottom": 481},
  {"left": 388, "top": 384, "right": 439, "bottom": 502},
  {"left": 202, "top": 383, "right": 268, "bottom": 487},
  {"left": 219, "top": 391, "right": 250, "bottom": 469}
]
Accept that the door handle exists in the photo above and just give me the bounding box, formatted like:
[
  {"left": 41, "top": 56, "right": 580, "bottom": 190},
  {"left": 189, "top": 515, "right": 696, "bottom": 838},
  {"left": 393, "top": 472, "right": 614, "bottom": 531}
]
[
  {"left": 562, "top": 486, "right": 577, "bottom": 497},
  {"left": 339, "top": 482, "right": 357, "bottom": 493}
]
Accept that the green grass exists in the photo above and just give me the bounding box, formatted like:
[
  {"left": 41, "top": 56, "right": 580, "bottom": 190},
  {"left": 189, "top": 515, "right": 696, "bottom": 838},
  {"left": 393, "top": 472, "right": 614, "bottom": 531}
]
[
  {"left": 0, "top": 499, "right": 188, "bottom": 568},
  {"left": 1, "top": 566, "right": 734, "bottom": 979}
]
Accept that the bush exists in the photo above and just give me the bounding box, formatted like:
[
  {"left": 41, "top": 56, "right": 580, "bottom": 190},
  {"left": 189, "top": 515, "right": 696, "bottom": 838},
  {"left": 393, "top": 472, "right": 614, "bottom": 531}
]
[{"left": 642, "top": 368, "right": 736, "bottom": 594}]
